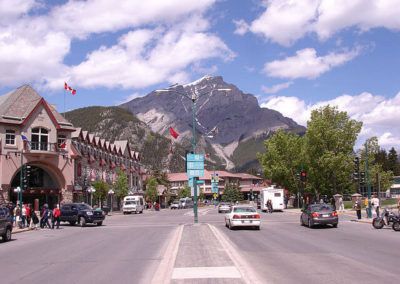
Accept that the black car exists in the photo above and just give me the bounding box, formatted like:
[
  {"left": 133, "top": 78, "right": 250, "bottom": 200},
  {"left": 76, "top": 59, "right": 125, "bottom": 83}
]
[
  {"left": 0, "top": 206, "right": 13, "bottom": 242},
  {"left": 60, "top": 203, "right": 105, "bottom": 227},
  {"left": 300, "top": 203, "right": 338, "bottom": 228}
]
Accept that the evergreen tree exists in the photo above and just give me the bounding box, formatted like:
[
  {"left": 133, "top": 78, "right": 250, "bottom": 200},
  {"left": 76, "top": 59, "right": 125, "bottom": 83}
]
[
  {"left": 114, "top": 170, "right": 129, "bottom": 205},
  {"left": 145, "top": 177, "right": 158, "bottom": 203},
  {"left": 222, "top": 183, "right": 243, "bottom": 203},
  {"left": 388, "top": 147, "right": 400, "bottom": 175}
]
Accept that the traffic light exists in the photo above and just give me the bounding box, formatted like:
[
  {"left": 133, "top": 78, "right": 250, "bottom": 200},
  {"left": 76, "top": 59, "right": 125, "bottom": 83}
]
[
  {"left": 22, "top": 164, "right": 31, "bottom": 190},
  {"left": 360, "top": 172, "right": 366, "bottom": 184},
  {"left": 300, "top": 170, "right": 307, "bottom": 182},
  {"left": 353, "top": 157, "right": 360, "bottom": 181}
]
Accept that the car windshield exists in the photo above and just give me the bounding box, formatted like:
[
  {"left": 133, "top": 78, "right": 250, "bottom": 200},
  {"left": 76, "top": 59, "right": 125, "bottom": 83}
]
[
  {"left": 78, "top": 204, "right": 92, "bottom": 210},
  {"left": 311, "top": 204, "right": 333, "bottom": 212},
  {"left": 172, "top": 201, "right": 180, "bottom": 204},
  {"left": 233, "top": 207, "right": 256, "bottom": 213}
]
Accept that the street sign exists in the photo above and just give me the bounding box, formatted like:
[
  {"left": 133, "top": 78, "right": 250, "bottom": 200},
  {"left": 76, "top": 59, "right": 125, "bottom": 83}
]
[
  {"left": 213, "top": 193, "right": 218, "bottom": 199},
  {"left": 186, "top": 153, "right": 204, "bottom": 177}
]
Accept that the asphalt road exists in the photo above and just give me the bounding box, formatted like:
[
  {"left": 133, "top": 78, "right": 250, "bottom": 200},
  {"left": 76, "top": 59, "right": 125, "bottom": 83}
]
[{"left": 1, "top": 207, "right": 399, "bottom": 284}]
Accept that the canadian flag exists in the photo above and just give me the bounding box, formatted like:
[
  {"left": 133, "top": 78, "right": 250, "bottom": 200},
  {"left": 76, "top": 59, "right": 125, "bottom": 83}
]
[
  {"left": 59, "top": 141, "right": 66, "bottom": 149},
  {"left": 64, "top": 82, "right": 77, "bottom": 95},
  {"left": 169, "top": 127, "right": 179, "bottom": 139}
]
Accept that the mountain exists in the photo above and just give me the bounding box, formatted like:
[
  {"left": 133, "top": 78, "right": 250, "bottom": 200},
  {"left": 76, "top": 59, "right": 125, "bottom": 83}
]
[
  {"left": 120, "top": 76, "right": 305, "bottom": 171},
  {"left": 65, "top": 107, "right": 186, "bottom": 172}
]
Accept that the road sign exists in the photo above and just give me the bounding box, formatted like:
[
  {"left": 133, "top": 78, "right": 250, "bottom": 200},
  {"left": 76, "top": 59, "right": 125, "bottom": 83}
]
[
  {"left": 186, "top": 153, "right": 204, "bottom": 177},
  {"left": 213, "top": 193, "right": 218, "bottom": 199},
  {"left": 211, "top": 182, "right": 218, "bottom": 193}
]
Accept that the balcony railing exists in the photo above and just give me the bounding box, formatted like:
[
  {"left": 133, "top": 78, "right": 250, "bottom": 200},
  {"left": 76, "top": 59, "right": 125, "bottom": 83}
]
[{"left": 25, "top": 142, "right": 64, "bottom": 153}]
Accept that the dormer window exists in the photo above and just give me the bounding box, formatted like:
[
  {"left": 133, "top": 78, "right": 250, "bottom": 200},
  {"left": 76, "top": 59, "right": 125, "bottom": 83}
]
[{"left": 5, "top": 130, "right": 16, "bottom": 145}]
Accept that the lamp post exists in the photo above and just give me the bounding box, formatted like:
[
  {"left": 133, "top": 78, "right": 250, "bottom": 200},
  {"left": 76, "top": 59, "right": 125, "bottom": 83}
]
[
  {"left": 365, "top": 142, "right": 372, "bottom": 218},
  {"left": 87, "top": 186, "right": 96, "bottom": 207},
  {"left": 156, "top": 86, "right": 230, "bottom": 223},
  {"left": 108, "top": 189, "right": 114, "bottom": 215}
]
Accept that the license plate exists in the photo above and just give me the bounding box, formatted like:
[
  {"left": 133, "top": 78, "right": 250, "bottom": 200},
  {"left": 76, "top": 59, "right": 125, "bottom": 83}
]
[
  {"left": 241, "top": 220, "right": 252, "bottom": 223},
  {"left": 322, "top": 214, "right": 329, "bottom": 217}
]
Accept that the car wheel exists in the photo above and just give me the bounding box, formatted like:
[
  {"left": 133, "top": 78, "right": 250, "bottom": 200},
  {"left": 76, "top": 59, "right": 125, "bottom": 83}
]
[
  {"left": 308, "top": 218, "right": 313, "bottom": 228},
  {"left": 123, "top": 212, "right": 127, "bottom": 215},
  {"left": 2, "top": 227, "right": 12, "bottom": 242},
  {"left": 96, "top": 222, "right": 103, "bottom": 226},
  {"left": 228, "top": 221, "right": 234, "bottom": 230},
  {"left": 332, "top": 223, "right": 338, "bottom": 228},
  {"left": 69, "top": 221, "right": 76, "bottom": 226},
  {"left": 79, "top": 217, "right": 86, "bottom": 227}
]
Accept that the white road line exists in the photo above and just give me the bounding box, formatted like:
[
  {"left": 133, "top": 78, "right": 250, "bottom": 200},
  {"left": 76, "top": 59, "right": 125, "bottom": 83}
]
[
  {"left": 151, "top": 225, "right": 184, "bottom": 284},
  {"left": 172, "top": 266, "right": 241, "bottom": 279},
  {"left": 208, "top": 224, "right": 265, "bottom": 284}
]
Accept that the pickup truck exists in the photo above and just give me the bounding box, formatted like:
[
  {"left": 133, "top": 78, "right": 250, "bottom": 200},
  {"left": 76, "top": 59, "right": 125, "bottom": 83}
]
[
  {"left": 0, "top": 206, "right": 12, "bottom": 242},
  {"left": 60, "top": 203, "right": 105, "bottom": 227}
]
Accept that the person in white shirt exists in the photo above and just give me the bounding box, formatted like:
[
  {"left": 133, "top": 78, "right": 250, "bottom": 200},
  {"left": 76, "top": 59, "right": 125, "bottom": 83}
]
[{"left": 371, "top": 195, "right": 380, "bottom": 217}]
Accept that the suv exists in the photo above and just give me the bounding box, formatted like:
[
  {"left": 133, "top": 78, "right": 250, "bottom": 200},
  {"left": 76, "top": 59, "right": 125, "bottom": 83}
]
[
  {"left": 0, "top": 205, "right": 12, "bottom": 242},
  {"left": 60, "top": 203, "right": 105, "bottom": 227}
]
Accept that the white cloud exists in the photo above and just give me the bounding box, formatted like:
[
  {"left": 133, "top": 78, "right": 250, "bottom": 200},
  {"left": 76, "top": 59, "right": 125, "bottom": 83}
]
[
  {"left": 240, "top": 0, "right": 400, "bottom": 46},
  {"left": 263, "top": 48, "right": 360, "bottom": 79},
  {"left": 261, "top": 91, "right": 400, "bottom": 150},
  {"left": 233, "top": 19, "right": 249, "bottom": 35},
  {"left": 261, "top": 81, "right": 293, "bottom": 94},
  {"left": 0, "top": 0, "right": 233, "bottom": 90}
]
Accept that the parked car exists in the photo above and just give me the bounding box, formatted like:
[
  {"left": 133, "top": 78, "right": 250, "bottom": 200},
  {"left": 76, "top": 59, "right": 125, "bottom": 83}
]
[
  {"left": 225, "top": 205, "right": 261, "bottom": 230},
  {"left": 300, "top": 203, "right": 338, "bottom": 228},
  {"left": 218, "top": 202, "right": 231, "bottom": 213},
  {"left": 179, "top": 197, "right": 193, "bottom": 209},
  {"left": 170, "top": 200, "right": 181, "bottom": 209},
  {"left": 0, "top": 205, "right": 12, "bottom": 242},
  {"left": 60, "top": 203, "right": 105, "bottom": 227}
]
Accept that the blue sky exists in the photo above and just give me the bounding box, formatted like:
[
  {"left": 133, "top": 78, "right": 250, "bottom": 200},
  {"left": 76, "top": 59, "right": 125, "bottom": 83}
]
[{"left": 0, "top": 0, "right": 400, "bottom": 150}]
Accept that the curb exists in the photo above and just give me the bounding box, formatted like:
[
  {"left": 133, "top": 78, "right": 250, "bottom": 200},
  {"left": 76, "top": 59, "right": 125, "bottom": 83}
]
[{"left": 12, "top": 228, "right": 31, "bottom": 234}]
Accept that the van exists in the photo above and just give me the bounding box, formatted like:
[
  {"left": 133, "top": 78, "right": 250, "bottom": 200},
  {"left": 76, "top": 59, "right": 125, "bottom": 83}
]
[
  {"left": 122, "top": 195, "right": 144, "bottom": 214},
  {"left": 179, "top": 197, "right": 194, "bottom": 209},
  {"left": 260, "top": 186, "right": 284, "bottom": 212}
]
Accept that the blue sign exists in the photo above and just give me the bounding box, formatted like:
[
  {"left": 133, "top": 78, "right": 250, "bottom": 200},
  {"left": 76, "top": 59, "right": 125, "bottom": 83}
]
[
  {"left": 211, "top": 182, "right": 218, "bottom": 193},
  {"left": 186, "top": 153, "right": 204, "bottom": 178}
]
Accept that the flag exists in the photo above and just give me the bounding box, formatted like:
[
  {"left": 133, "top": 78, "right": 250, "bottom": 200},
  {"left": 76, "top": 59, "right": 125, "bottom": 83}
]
[
  {"left": 169, "top": 127, "right": 179, "bottom": 139},
  {"left": 21, "top": 135, "right": 29, "bottom": 142},
  {"left": 64, "top": 82, "right": 76, "bottom": 95},
  {"left": 59, "top": 141, "right": 66, "bottom": 149}
]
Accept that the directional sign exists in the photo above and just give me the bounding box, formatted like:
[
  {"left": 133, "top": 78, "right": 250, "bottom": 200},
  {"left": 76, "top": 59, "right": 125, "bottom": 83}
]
[
  {"left": 211, "top": 183, "right": 218, "bottom": 193},
  {"left": 186, "top": 153, "right": 204, "bottom": 178}
]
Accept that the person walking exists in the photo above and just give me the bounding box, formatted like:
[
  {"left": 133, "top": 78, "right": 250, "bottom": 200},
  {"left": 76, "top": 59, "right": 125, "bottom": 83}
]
[
  {"left": 371, "top": 195, "right": 380, "bottom": 217},
  {"left": 31, "top": 210, "right": 39, "bottom": 230},
  {"left": 52, "top": 204, "right": 61, "bottom": 229},
  {"left": 26, "top": 204, "right": 31, "bottom": 228},
  {"left": 338, "top": 196, "right": 344, "bottom": 212},
  {"left": 21, "top": 204, "right": 27, "bottom": 228},
  {"left": 267, "top": 199, "right": 273, "bottom": 213},
  {"left": 40, "top": 204, "right": 51, "bottom": 229},
  {"left": 14, "top": 205, "right": 21, "bottom": 228},
  {"left": 364, "top": 197, "right": 369, "bottom": 217},
  {"left": 354, "top": 198, "right": 362, "bottom": 220}
]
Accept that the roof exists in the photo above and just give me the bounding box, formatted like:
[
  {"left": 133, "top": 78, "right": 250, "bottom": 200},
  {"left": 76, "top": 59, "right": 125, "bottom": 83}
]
[
  {"left": 233, "top": 173, "right": 262, "bottom": 180},
  {"left": 0, "top": 85, "right": 75, "bottom": 130}
]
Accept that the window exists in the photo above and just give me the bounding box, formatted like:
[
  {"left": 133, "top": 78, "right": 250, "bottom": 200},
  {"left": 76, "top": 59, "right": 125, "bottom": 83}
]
[
  {"left": 58, "top": 134, "right": 66, "bottom": 148},
  {"left": 31, "top": 127, "right": 49, "bottom": 150},
  {"left": 5, "top": 130, "right": 16, "bottom": 145}
]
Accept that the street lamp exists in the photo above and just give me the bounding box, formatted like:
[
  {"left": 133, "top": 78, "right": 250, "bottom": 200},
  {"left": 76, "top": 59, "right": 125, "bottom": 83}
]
[
  {"left": 155, "top": 85, "right": 231, "bottom": 223},
  {"left": 87, "top": 186, "right": 96, "bottom": 207},
  {"left": 108, "top": 189, "right": 114, "bottom": 215}
]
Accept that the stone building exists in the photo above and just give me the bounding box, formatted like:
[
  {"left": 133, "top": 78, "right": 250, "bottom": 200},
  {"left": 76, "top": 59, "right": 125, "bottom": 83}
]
[{"left": 0, "top": 85, "right": 142, "bottom": 209}]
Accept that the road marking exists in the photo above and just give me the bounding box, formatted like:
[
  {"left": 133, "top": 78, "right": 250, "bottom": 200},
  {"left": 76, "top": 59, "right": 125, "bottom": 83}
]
[
  {"left": 151, "top": 225, "right": 183, "bottom": 284},
  {"left": 172, "top": 266, "right": 241, "bottom": 279},
  {"left": 208, "top": 224, "right": 264, "bottom": 284}
]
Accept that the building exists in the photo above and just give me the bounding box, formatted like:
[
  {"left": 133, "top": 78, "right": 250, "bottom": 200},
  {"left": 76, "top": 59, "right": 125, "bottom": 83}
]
[
  {"left": 0, "top": 85, "right": 143, "bottom": 209},
  {"left": 390, "top": 176, "right": 400, "bottom": 198},
  {"left": 167, "top": 170, "right": 263, "bottom": 200}
]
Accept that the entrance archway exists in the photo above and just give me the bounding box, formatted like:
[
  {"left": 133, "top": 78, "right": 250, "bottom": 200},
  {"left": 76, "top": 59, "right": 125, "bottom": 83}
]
[{"left": 10, "top": 164, "right": 65, "bottom": 209}]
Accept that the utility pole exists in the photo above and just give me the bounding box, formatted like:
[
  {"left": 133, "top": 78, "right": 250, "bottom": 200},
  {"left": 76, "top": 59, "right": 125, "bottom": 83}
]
[{"left": 365, "top": 143, "right": 372, "bottom": 218}]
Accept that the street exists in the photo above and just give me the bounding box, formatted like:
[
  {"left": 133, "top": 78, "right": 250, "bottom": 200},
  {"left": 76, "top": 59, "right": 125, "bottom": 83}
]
[{"left": 1, "top": 207, "right": 399, "bottom": 284}]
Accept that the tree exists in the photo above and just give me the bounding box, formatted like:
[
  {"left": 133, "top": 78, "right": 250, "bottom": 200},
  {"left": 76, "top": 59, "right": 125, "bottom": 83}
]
[
  {"left": 178, "top": 185, "right": 191, "bottom": 199},
  {"left": 388, "top": 147, "right": 400, "bottom": 175},
  {"left": 305, "top": 105, "right": 362, "bottom": 197},
  {"left": 258, "top": 130, "right": 304, "bottom": 194},
  {"left": 114, "top": 170, "right": 129, "bottom": 205},
  {"left": 145, "top": 177, "right": 158, "bottom": 203},
  {"left": 92, "top": 180, "right": 109, "bottom": 207},
  {"left": 222, "top": 183, "right": 243, "bottom": 203}
]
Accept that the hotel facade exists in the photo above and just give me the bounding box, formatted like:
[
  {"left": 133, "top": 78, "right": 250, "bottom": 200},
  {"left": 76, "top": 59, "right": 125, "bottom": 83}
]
[{"left": 0, "top": 85, "right": 142, "bottom": 209}]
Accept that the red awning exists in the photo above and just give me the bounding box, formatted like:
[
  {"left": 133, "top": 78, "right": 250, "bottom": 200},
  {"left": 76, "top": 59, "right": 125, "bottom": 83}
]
[{"left": 110, "top": 162, "right": 116, "bottom": 169}]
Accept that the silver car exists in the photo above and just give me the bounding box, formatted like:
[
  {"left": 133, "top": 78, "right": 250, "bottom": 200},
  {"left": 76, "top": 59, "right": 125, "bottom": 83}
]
[{"left": 218, "top": 202, "right": 231, "bottom": 213}]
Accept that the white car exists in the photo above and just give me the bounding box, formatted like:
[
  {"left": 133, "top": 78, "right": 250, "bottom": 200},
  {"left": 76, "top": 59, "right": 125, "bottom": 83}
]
[{"left": 225, "top": 205, "right": 261, "bottom": 230}]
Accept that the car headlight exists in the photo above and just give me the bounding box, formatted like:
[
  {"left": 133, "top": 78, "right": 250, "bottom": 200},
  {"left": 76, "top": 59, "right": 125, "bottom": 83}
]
[{"left": 86, "top": 211, "right": 93, "bottom": 216}]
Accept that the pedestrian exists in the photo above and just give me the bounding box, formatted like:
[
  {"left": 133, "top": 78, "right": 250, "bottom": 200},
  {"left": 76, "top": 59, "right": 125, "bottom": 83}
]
[
  {"left": 21, "top": 203, "right": 27, "bottom": 228},
  {"left": 267, "top": 199, "right": 273, "bottom": 213},
  {"left": 40, "top": 204, "right": 51, "bottom": 229},
  {"left": 371, "top": 195, "right": 380, "bottom": 217},
  {"left": 338, "top": 196, "right": 344, "bottom": 212},
  {"left": 31, "top": 210, "right": 39, "bottom": 230},
  {"left": 14, "top": 205, "right": 21, "bottom": 228},
  {"left": 364, "top": 197, "right": 369, "bottom": 217},
  {"left": 52, "top": 204, "right": 61, "bottom": 229},
  {"left": 26, "top": 204, "right": 31, "bottom": 228},
  {"left": 354, "top": 198, "right": 362, "bottom": 220}
]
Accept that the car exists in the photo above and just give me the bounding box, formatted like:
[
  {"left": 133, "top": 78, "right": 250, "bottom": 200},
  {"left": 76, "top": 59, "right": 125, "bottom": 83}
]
[
  {"left": 0, "top": 205, "right": 13, "bottom": 242},
  {"left": 122, "top": 195, "right": 144, "bottom": 214},
  {"left": 225, "top": 205, "right": 261, "bottom": 230},
  {"left": 300, "top": 203, "right": 338, "bottom": 228},
  {"left": 60, "top": 203, "right": 106, "bottom": 227},
  {"left": 218, "top": 202, "right": 231, "bottom": 213},
  {"left": 170, "top": 200, "right": 181, "bottom": 209}
]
